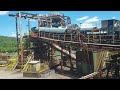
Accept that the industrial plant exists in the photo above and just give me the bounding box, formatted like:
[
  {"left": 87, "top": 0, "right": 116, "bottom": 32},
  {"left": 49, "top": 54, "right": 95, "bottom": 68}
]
[{"left": 0, "top": 12, "right": 120, "bottom": 79}]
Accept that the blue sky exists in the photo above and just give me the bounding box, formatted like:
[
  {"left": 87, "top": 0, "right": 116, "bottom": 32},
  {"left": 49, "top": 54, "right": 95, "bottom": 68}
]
[{"left": 0, "top": 11, "right": 120, "bottom": 37}]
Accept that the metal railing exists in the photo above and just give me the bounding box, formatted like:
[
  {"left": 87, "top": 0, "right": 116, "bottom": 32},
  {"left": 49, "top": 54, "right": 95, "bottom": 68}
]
[
  {"left": 31, "top": 32, "right": 120, "bottom": 45},
  {"left": 39, "top": 32, "right": 83, "bottom": 43},
  {"left": 86, "top": 34, "right": 117, "bottom": 44}
]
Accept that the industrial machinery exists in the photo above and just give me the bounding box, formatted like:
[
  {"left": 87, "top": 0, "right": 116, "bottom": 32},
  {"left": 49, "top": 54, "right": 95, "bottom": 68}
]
[
  {"left": 102, "top": 53, "right": 120, "bottom": 79},
  {"left": 30, "top": 13, "right": 81, "bottom": 41},
  {"left": 80, "top": 19, "right": 120, "bottom": 44},
  {"left": 9, "top": 12, "right": 120, "bottom": 79}
]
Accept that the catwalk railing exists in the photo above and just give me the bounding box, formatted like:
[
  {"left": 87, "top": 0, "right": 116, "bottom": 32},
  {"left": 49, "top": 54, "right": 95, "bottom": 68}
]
[{"left": 30, "top": 32, "right": 120, "bottom": 51}]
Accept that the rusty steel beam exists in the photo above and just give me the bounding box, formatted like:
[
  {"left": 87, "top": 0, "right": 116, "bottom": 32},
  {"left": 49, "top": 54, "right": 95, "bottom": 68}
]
[
  {"left": 9, "top": 13, "right": 38, "bottom": 20},
  {"left": 39, "top": 36, "right": 120, "bottom": 49},
  {"left": 79, "top": 67, "right": 108, "bottom": 79},
  {"left": 52, "top": 43, "right": 76, "bottom": 59},
  {"left": 29, "top": 36, "right": 120, "bottom": 51},
  {"left": 20, "top": 12, "right": 37, "bottom": 16},
  {"left": 9, "top": 12, "right": 66, "bottom": 21}
]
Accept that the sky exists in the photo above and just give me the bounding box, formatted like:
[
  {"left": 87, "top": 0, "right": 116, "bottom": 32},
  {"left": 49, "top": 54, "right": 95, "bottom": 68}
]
[{"left": 0, "top": 11, "right": 120, "bottom": 37}]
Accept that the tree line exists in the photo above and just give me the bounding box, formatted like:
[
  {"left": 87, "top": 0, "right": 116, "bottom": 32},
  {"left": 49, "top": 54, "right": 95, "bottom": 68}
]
[{"left": 0, "top": 36, "right": 17, "bottom": 53}]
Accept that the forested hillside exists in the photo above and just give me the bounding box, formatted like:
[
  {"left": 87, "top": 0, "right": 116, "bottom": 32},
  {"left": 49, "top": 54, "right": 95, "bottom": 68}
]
[{"left": 0, "top": 36, "right": 17, "bottom": 53}]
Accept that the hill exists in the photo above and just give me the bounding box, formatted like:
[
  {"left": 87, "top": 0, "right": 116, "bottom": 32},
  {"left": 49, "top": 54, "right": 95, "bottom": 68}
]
[{"left": 0, "top": 36, "right": 17, "bottom": 53}]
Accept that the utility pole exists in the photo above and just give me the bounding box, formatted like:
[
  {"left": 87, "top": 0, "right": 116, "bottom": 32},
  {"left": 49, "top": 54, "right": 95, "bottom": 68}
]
[
  {"left": 9, "top": 12, "right": 38, "bottom": 69},
  {"left": 19, "top": 12, "right": 23, "bottom": 69},
  {"left": 15, "top": 16, "right": 19, "bottom": 57}
]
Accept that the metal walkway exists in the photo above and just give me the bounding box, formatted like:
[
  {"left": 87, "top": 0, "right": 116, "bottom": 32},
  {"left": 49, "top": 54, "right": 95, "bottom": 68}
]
[{"left": 32, "top": 34, "right": 120, "bottom": 51}]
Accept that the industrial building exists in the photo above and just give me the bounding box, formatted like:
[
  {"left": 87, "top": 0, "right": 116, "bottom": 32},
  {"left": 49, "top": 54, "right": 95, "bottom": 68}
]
[
  {"left": 80, "top": 19, "right": 120, "bottom": 44},
  {"left": 0, "top": 12, "right": 120, "bottom": 79}
]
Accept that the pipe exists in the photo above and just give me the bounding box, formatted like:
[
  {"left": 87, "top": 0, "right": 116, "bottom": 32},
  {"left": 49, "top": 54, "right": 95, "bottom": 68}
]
[
  {"left": 79, "top": 72, "right": 98, "bottom": 79},
  {"left": 52, "top": 43, "right": 76, "bottom": 59}
]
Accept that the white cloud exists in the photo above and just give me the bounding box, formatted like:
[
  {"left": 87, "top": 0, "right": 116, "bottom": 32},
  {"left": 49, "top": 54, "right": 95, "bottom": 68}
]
[
  {"left": 81, "top": 16, "right": 100, "bottom": 28},
  {"left": 10, "top": 32, "right": 16, "bottom": 37},
  {"left": 76, "top": 16, "right": 89, "bottom": 21},
  {"left": 112, "top": 17, "right": 116, "bottom": 19},
  {"left": 0, "top": 11, "right": 9, "bottom": 15},
  {"left": 80, "top": 22, "right": 96, "bottom": 28},
  {"left": 79, "top": 16, "right": 100, "bottom": 28},
  {"left": 85, "top": 16, "right": 99, "bottom": 23},
  {"left": 30, "top": 19, "right": 36, "bottom": 22}
]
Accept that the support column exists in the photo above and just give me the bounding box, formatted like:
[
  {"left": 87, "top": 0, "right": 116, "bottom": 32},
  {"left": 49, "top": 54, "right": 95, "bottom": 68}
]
[
  {"left": 51, "top": 45, "right": 55, "bottom": 63},
  {"left": 88, "top": 34, "right": 90, "bottom": 43},
  {"left": 47, "top": 44, "right": 51, "bottom": 67},
  {"left": 61, "top": 44, "right": 64, "bottom": 73},
  {"left": 113, "top": 35, "right": 115, "bottom": 44},
  {"left": 48, "top": 44, "right": 54, "bottom": 68},
  {"left": 68, "top": 46, "right": 74, "bottom": 71}
]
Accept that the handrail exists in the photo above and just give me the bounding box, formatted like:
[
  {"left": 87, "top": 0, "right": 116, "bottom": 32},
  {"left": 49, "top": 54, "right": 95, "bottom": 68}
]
[{"left": 22, "top": 53, "right": 33, "bottom": 72}]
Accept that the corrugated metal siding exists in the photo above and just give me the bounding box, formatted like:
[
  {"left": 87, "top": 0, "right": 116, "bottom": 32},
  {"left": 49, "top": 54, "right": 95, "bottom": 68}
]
[{"left": 93, "top": 51, "right": 109, "bottom": 72}]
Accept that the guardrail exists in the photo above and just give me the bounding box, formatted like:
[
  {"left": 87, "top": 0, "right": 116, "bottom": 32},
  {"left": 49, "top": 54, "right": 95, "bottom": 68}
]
[{"left": 31, "top": 32, "right": 120, "bottom": 45}]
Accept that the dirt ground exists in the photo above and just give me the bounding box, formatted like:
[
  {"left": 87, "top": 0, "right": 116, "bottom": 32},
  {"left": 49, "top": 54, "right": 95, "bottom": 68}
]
[{"left": 0, "top": 67, "right": 72, "bottom": 79}]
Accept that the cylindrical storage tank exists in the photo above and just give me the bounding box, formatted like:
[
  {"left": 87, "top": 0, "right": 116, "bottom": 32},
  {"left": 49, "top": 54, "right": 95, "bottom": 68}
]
[{"left": 31, "top": 27, "right": 67, "bottom": 33}]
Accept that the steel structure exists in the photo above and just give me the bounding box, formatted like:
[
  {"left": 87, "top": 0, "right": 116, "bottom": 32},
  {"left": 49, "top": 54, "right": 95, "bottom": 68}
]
[{"left": 9, "top": 12, "right": 120, "bottom": 79}]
